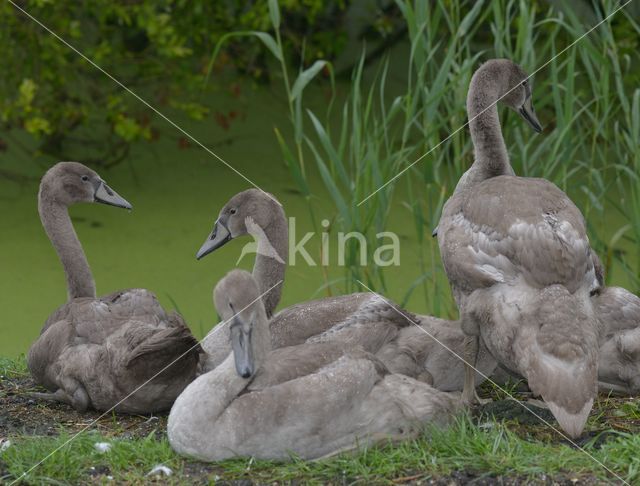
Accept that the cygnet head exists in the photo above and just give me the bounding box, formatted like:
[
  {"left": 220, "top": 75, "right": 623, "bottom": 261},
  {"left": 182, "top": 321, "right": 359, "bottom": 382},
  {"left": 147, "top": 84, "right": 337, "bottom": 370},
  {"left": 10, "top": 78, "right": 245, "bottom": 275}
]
[
  {"left": 39, "top": 162, "right": 132, "bottom": 209},
  {"left": 214, "top": 269, "right": 266, "bottom": 379},
  {"left": 196, "top": 188, "right": 283, "bottom": 260},
  {"left": 468, "top": 59, "right": 542, "bottom": 133}
]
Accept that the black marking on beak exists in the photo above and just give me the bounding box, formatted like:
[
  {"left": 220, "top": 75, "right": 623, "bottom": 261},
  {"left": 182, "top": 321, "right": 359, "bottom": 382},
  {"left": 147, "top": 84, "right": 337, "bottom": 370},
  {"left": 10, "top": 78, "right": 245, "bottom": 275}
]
[
  {"left": 196, "top": 219, "right": 232, "bottom": 260},
  {"left": 519, "top": 99, "right": 542, "bottom": 133},
  {"left": 94, "top": 181, "right": 133, "bottom": 210}
]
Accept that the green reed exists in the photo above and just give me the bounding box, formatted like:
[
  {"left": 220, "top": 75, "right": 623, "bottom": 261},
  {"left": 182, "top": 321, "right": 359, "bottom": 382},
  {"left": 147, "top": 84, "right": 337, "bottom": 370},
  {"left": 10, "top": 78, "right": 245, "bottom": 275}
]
[{"left": 208, "top": 0, "right": 640, "bottom": 315}]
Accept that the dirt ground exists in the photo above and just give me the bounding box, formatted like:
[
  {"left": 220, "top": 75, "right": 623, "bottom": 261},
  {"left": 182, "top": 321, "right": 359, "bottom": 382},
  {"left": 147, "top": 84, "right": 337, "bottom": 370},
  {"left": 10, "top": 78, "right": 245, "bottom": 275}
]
[{"left": 0, "top": 374, "right": 167, "bottom": 440}]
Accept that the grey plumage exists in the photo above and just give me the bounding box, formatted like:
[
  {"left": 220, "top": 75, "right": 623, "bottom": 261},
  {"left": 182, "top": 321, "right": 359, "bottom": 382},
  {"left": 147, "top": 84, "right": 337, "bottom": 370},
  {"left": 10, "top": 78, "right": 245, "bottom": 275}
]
[
  {"left": 378, "top": 317, "right": 498, "bottom": 391},
  {"left": 168, "top": 270, "right": 460, "bottom": 461},
  {"left": 492, "top": 257, "right": 640, "bottom": 396},
  {"left": 28, "top": 162, "right": 199, "bottom": 413},
  {"left": 197, "top": 189, "right": 421, "bottom": 373},
  {"left": 437, "top": 59, "right": 600, "bottom": 438},
  {"left": 590, "top": 253, "right": 640, "bottom": 394}
]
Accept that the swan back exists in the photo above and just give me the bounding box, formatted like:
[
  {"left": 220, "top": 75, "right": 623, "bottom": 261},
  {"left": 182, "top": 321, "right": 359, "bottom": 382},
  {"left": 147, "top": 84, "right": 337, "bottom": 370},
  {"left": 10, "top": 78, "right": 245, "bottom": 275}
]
[{"left": 439, "top": 175, "right": 597, "bottom": 299}]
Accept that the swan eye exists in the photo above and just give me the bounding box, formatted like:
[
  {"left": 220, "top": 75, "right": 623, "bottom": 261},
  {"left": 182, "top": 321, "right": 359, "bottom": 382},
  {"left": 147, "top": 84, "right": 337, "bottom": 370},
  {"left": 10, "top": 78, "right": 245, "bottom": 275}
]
[
  {"left": 81, "top": 175, "right": 89, "bottom": 182},
  {"left": 230, "top": 208, "right": 237, "bottom": 215}
]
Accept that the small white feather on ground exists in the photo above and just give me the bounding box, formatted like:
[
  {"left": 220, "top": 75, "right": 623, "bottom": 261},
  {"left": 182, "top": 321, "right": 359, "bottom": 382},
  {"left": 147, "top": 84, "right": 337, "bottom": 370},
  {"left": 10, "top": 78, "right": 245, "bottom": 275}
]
[
  {"left": 94, "top": 442, "right": 112, "bottom": 453},
  {"left": 0, "top": 439, "right": 11, "bottom": 452},
  {"left": 147, "top": 465, "right": 173, "bottom": 477}
]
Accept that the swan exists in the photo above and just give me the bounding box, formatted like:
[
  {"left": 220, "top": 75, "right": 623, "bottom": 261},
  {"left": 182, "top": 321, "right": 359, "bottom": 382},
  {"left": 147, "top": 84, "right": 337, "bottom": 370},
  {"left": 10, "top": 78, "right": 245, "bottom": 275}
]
[
  {"left": 28, "top": 162, "right": 200, "bottom": 413},
  {"left": 439, "top": 58, "right": 640, "bottom": 399},
  {"left": 168, "top": 269, "right": 460, "bottom": 461},
  {"left": 195, "top": 189, "right": 637, "bottom": 400},
  {"left": 585, "top": 255, "right": 640, "bottom": 395},
  {"left": 437, "top": 59, "right": 601, "bottom": 438},
  {"left": 492, "top": 255, "right": 640, "bottom": 396},
  {"left": 195, "top": 189, "right": 418, "bottom": 372}
]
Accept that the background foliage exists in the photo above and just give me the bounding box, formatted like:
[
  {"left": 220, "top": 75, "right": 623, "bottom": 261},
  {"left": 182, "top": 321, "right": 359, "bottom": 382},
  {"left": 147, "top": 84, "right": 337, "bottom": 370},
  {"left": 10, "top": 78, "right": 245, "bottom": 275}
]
[
  {"left": 0, "top": 0, "right": 351, "bottom": 166},
  {"left": 1, "top": 0, "right": 639, "bottom": 317},
  {"left": 219, "top": 0, "right": 640, "bottom": 316}
]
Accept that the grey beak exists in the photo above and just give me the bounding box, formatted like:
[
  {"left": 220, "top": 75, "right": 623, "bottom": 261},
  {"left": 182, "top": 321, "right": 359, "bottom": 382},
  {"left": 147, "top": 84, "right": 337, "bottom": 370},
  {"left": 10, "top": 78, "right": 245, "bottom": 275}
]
[
  {"left": 518, "top": 96, "right": 542, "bottom": 133},
  {"left": 94, "top": 181, "right": 132, "bottom": 210},
  {"left": 231, "top": 319, "right": 254, "bottom": 379},
  {"left": 196, "top": 219, "right": 232, "bottom": 260}
]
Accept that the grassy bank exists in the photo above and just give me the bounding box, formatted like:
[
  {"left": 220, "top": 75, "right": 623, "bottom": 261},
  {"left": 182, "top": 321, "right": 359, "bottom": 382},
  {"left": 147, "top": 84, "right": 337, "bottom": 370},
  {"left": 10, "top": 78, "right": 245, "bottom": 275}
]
[{"left": 2, "top": 356, "right": 639, "bottom": 484}]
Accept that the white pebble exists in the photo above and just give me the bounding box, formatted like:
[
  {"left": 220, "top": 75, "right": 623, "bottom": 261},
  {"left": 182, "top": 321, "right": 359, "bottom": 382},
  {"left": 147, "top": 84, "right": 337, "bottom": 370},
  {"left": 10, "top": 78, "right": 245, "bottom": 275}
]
[
  {"left": 94, "top": 442, "right": 112, "bottom": 453},
  {"left": 147, "top": 465, "right": 173, "bottom": 477}
]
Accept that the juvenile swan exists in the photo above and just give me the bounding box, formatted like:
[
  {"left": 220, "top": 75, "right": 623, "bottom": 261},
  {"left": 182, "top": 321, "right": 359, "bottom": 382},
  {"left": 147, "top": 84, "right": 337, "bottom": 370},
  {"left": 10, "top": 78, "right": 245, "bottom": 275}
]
[
  {"left": 28, "top": 162, "right": 199, "bottom": 413},
  {"left": 168, "top": 270, "right": 460, "bottom": 461},
  {"left": 437, "top": 60, "right": 600, "bottom": 438},
  {"left": 196, "top": 189, "right": 417, "bottom": 371},
  {"left": 591, "top": 255, "right": 640, "bottom": 395}
]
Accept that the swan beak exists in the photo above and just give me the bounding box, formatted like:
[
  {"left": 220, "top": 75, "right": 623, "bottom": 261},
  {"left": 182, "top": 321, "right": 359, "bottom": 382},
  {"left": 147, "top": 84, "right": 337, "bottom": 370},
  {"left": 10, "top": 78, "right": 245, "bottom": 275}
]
[
  {"left": 94, "top": 181, "right": 133, "bottom": 210},
  {"left": 196, "top": 219, "right": 232, "bottom": 260},
  {"left": 231, "top": 318, "right": 254, "bottom": 379},
  {"left": 518, "top": 97, "right": 542, "bottom": 133}
]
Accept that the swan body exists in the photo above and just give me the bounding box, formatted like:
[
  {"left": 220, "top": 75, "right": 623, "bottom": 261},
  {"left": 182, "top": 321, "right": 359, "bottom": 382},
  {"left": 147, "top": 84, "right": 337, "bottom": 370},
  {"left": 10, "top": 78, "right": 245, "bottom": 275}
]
[
  {"left": 195, "top": 190, "right": 499, "bottom": 391},
  {"left": 590, "top": 258, "right": 640, "bottom": 394},
  {"left": 168, "top": 270, "right": 460, "bottom": 461},
  {"left": 196, "top": 189, "right": 418, "bottom": 373},
  {"left": 378, "top": 316, "right": 498, "bottom": 391},
  {"left": 28, "top": 162, "right": 199, "bottom": 413},
  {"left": 438, "top": 60, "right": 600, "bottom": 438}
]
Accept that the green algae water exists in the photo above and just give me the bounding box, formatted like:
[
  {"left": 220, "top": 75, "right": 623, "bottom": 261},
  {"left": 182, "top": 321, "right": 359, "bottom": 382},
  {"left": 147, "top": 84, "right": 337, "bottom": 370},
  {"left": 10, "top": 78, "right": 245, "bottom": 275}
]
[
  {"left": 0, "top": 85, "right": 444, "bottom": 356},
  {"left": 1, "top": 82, "right": 636, "bottom": 357}
]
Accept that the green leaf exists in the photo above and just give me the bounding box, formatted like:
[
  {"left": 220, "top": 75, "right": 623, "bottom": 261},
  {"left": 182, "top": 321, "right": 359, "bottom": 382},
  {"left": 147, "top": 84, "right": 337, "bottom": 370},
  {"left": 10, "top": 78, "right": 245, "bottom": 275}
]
[
  {"left": 306, "top": 137, "right": 351, "bottom": 227},
  {"left": 203, "top": 31, "right": 282, "bottom": 90},
  {"left": 290, "top": 60, "right": 329, "bottom": 102},
  {"left": 18, "top": 79, "right": 37, "bottom": 108},
  {"left": 274, "top": 127, "right": 309, "bottom": 196},
  {"left": 268, "top": 0, "right": 281, "bottom": 30},
  {"left": 307, "top": 110, "right": 349, "bottom": 190},
  {"left": 113, "top": 114, "right": 145, "bottom": 142},
  {"left": 609, "top": 224, "right": 631, "bottom": 249},
  {"left": 24, "top": 116, "right": 51, "bottom": 136},
  {"left": 252, "top": 31, "right": 283, "bottom": 62},
  {"left": 457, "top": 0, "right": 485, "bottom": 36}
]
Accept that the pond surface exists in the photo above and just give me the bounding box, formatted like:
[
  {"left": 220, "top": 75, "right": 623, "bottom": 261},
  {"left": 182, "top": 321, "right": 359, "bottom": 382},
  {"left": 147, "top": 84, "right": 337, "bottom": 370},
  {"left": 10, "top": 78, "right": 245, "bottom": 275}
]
[
  {"left": 0, "top": 82, "right": 635, "bottom": 357},
  {"left": 0, "top": 83, "right": 447, "bottom": 356}
]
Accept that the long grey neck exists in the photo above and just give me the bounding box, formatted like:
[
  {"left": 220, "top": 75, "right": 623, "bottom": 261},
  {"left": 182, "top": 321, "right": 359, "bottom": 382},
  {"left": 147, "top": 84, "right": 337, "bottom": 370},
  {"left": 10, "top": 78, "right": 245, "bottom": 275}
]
[
  {"left": 467, "top": 86, "right": 512, "bottom": 181},
  {"left": 252, "top": 308, "right": 273, "bottom": 369},
  {"left": 38, "top": 191, "right": 96, "bottom": 300},
  {"left": 190, "top": 307, "right": 271, "bottom": 416},
  {"left": 253, "top": 210, "right": 288, "bottom": 317}
]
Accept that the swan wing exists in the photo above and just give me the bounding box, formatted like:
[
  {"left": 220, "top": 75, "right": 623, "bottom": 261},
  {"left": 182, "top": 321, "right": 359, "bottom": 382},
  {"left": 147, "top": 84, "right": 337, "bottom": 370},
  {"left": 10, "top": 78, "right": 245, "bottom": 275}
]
[{"left": 439, "top": 176, "right": 596, "bottom": 299}]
